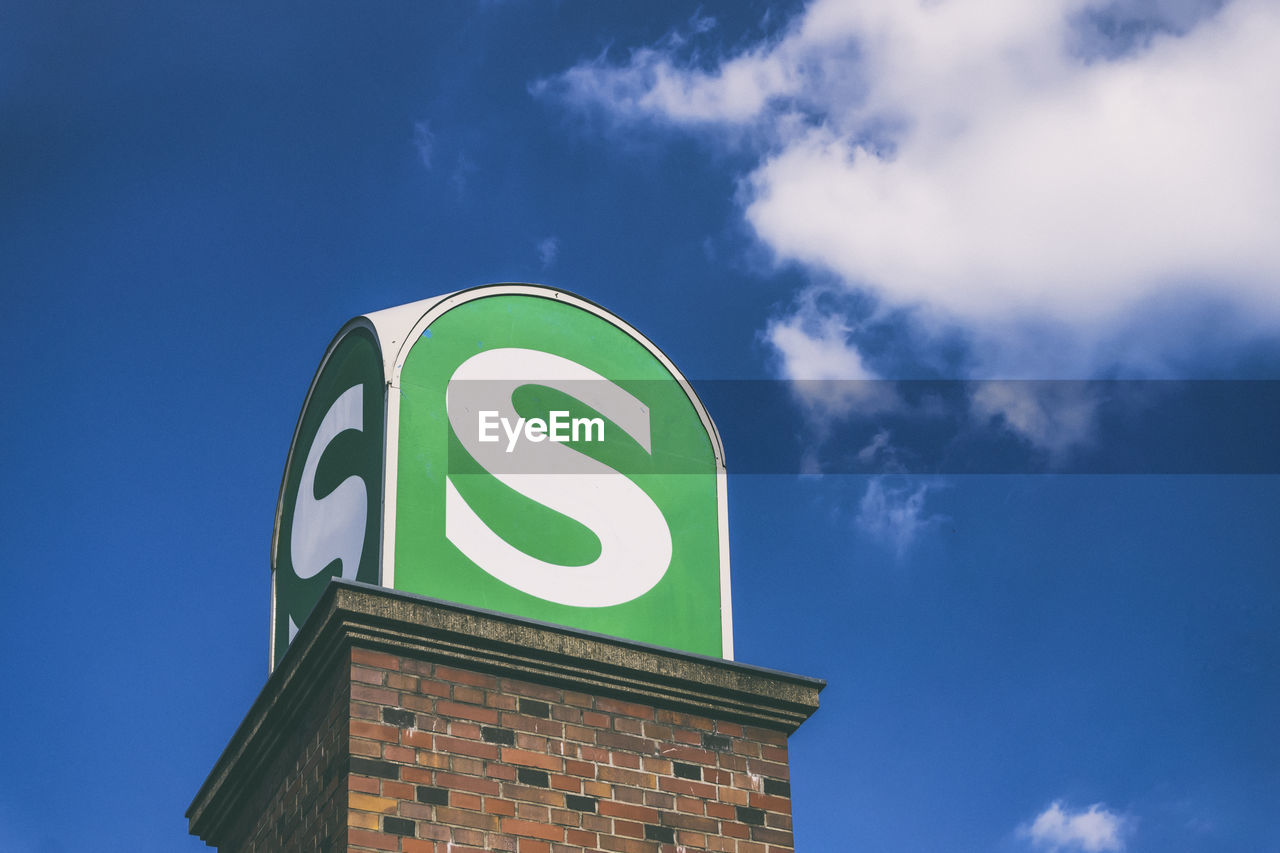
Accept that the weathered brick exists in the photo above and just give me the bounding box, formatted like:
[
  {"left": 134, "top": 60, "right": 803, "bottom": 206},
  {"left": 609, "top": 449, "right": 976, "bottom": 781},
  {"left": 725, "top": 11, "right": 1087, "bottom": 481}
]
[
  {"left": 452, "top": 684, "right": 486, "bottom": 705},
  {"left": 644, "top": 790, "right": 676, "bottom": 811},
  {"left": 449, "top": 720, "right": 483, "bottom": 741},
  {"left": 380, "top": 780, "right": 414, "bottom": 800},
  {"left": 435, "top": 665, "right": 499, "bottom": 688},
  {"left": 602, "top": 801, "right": 667, "bottom": 828},
  {"left": 350, "top": 756, "right": 400, "bottom": 780},
  {"left": 596, "top": 731, "right": 652, "bottom": 754},
  {"left": 452, "top": 791, "right": 483, "bottom": 811},
  {"left": 706, "top": 801, "right": 736, "bottom": 820},
  {"left": 598, "top": 834, "right": 654, "bottom": 853},
  {"left": 517, "top": 768, "right": 551, "bottom": 788},
  {"left": 382, "top": 707, "right": 417, "bottom": 728},
  {"left": 613, "top": 785, "right": 646, "bottom": 805},
  {"left": 347, "top": 827, "right": 399, "bottom": 850},
  {"left": 351, "top": 648, "right": 402, "bottom": 672},
  {"left": 749, "top": 823, "right": 793, "bottom": 845},
  {"left": 515, "top": 801, "right": 551, "bottom": 822},
  {"left": 663, "top": 811, "right": 718, "bottom": 833},
  {"left": 502, "top": 747, "right": 565, "bottom": 772},
  {"left": 658, "top": 776, "right": 717, "bottom": 799},
  {"left": 350, "top": 793, "right": 397, "bottom": 814},
  {"left": 701, "top": 733, "right": 732, "bottom": 752},
  {"left": 594, "top": 697, "right": 654, "bottom": 720},
  {"left": 383, "top": 816, "right": 415, "bottom": 836},
  {"left": 516, "top": 731, "right": 550, "bottom": 752},
  {"left": 433, "top": 806, "right": 500, "bottom": 831},
  {"left": 402, "top": 728, "right": 434, "bottom": 749},
  {"left": 551, "top": 705, "right": 582, "bottom": 723},
  {"left": 610, "top": 751, "right": 642, "bottom": 770},
  {"left": 505, "top": 783, "right": 566, "bottom": 807},
  {"left": 382, "top": 744, "right": 415, "bottom": 764},
  {"left": 656, "top": 744, "right": 715, "bottom": 765},
  {"left": 550, "top": 773, "right": 581, "bottom": 793},
  {"left": 564, "top": 758, "right": 595, "bottom": 778},
  {"left": 437, "top": 701, "right": 501, "bottom": 726},
  {"left": 704, "top": 768, "right": 731, "bottom": 785},
  {"left": 565, "top": 795, "right": 597, "bottom": 813},
  {"left": 673, "top": 762, "right": 701, "bottom": 780},
  {"left": 612, "top": 716, "right": 645, "bottom": 735},
  {"left": 434, "top": 735, "right": 499, "bottom": 759},
  {"left": 502, "top": 817, "right": 565, "bottom": 842},
  {"left": 485, "top": 796, "right": 518, "bottom": 816},
  {"left": 581, "top": 711, "right": 609, "bottom": 728},
  {"left": 566, "top": 828, "right": 598, "bottom": 846},
  {"left": 644, "top": 824, "right": 675, "bottom": 843},
  {"left": 434, "top": 772, "right": 501, "bottom": 796},
  {"left": 517, "top": 839, "right": 551, "bottom": 853},
  {"left": 353, "top": 722, "right": 396, "bottom": 742},
  {"left": 385, "top": 672, "right": 419, "bottom": 692},
  {"left": 763, "top": 778, "right": 791, "bottom": 797},
  {"left": 350, "top": 775, "right": 381, "bottom": 795},
  {"left": 748, "top": 792, "right": 792, "bottom": 815},
  {"left": 351, "top": 684, "right": 399, "bottom": 705},
  {"left": 352, "top": 665, "right": 386, "bottom": 685},
  {"left": 416, "top": 786, "right": 449, "bottom": 805},
  {"left": 563, "top": 690, "right": 594, "bottom": 708},
  {"left": 483, "top": 726, "right": 517, "bottom": 745},
  {"left": 597, "top": 766, "right": 656, "bottom": 788}
]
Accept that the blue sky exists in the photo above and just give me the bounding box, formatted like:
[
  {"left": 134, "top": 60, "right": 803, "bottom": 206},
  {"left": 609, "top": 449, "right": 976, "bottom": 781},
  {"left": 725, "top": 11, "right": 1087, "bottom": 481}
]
[{"left": 2, "top": 2, "right": 1278, "bottom": 851}]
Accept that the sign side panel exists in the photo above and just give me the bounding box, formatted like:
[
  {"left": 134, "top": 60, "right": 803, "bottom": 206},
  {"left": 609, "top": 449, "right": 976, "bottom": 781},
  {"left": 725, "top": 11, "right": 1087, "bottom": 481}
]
[{"left": 271, "top": 326, "right": 385, "bottom": 669}]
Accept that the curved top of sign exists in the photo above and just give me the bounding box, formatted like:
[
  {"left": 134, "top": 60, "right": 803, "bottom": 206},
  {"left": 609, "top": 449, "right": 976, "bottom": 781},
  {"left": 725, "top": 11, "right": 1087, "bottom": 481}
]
[
  {"left": 270, "top": 284, "right": 732, "bottom": 668},
  {"left": 368, "top": 284, "right": 724, "bottom": 465}
]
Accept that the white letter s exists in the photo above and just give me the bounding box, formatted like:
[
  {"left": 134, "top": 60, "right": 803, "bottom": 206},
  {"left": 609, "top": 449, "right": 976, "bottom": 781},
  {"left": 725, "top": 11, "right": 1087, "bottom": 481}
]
[
  {"left": 290, "top": 384, "right": 367, "bottom": 581},
  {"left": 444, "top": 348, "right": 672, "bottom": 607}
]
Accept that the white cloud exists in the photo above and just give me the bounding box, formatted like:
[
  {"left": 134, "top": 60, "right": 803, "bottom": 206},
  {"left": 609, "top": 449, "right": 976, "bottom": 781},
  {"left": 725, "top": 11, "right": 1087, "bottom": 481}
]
[
  {"left": 970, "top": 381, "right": 1102, "bottom": 458},
  {"left": 1020, "top": 801, "right": 1132, "bottom": 852},
  {"left": 543, "top": 0, "right": 1280, "bottom": 369},
  {"left": 450, "top": 153, "right": 477, "bottom": 196},
  {"left": 855, "top": 476, "right": 944, "bottom": 556},
  {"left": 412, "top": 120, "right": 433, "bottom": 169},
  {"left": 767, "top": 308, "right": 876, "bottom": 383},
  {"left": 764, "top": 293, "right": 900, "bottom": 422},
  {"left": 856, "top": 428, "right": 893, "bottom": 465},
  {"left": 536, "top": 30, "right": 800, "bottom": 127},
  {"left": 537, "top": 236, "right": 560, "bottom": 268},
  {"left": 741, "top": 1, "right": 1280, "bottom": 332}
]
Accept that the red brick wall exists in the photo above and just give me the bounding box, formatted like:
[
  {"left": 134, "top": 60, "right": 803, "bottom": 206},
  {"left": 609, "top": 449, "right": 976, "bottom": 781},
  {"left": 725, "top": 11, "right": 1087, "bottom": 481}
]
[
  {"left": 217, "top": 659, "right": 350, "bottom": 852},
  {"left": 345, "top": 646, "right": 798, "bottom": 853}
]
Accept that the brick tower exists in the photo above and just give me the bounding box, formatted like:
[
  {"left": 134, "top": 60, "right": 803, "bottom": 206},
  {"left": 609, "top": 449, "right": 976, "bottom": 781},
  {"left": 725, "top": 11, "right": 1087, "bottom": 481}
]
[{"left": 188, "top": 580, "right": 822, "bottom": 852}]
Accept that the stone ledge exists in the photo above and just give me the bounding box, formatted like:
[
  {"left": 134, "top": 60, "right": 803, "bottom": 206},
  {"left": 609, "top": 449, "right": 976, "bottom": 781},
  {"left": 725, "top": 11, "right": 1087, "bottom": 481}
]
[{"left": 188, "top": 579, "right": 823, "bottom": 845}]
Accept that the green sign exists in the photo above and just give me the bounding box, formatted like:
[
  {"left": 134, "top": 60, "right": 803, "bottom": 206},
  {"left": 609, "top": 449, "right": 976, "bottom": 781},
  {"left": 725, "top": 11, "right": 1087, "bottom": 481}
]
[
  {"left": 271, "top": 286, "right": 730, "bottom": 669},
  {"left": 271, "top": 327, "right": 384, "bottom": 666}
]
